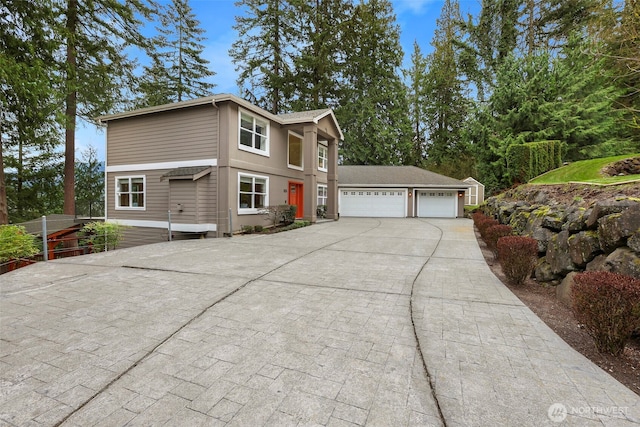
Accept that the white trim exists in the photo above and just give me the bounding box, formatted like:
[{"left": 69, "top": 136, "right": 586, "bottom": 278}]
[
  {"left": 317, "top": 142, "right": 328, "bottom": 172},
  {"left": 238, "top": 108, "right": 270, "bottom": 157},
  {"left": 107, "top": 219, "right": 216, "bottom": 232},
  {"left": 106, "top": 159, "right": 217, "bottom": 173},
  {"left": 115, "top": 175, "right": 146, "bottom": 211},
  {"left": 238, "top": 172, "right": 269, "bottom": 214},
  {"left": 287, "top": 131, "right": 304, "bottom": 171}
]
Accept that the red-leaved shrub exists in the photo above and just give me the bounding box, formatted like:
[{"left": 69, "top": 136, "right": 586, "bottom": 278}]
[
  {"left": 571, "top": 271, "right": 640, "bottom": 356},
  {"left": 477, "top": 217, "right": 499, "bottom": 240},
  {"left": 496, "top": 236, "right": 538, "bottom": 286},
  {"left": 485, "top": 224, "right": 513, "bottom": 257}
]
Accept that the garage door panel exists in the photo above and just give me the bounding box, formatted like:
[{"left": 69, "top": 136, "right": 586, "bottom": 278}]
[
  {"left": 340, "top": 189, "right": 405, "bottom": 217},
  {"left": 418, "top": 191, "right": 456, "bottom": 218}
]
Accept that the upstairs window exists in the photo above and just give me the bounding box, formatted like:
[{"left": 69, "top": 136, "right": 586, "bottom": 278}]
[
  {"left": 318, "top": 143, "right": 328, "bottom": 172},
  {"left": 116, "top": 176, "right": 145, "bottom": 210},
  {"left": 288, "top": 132, "right": 303, "bottom": 170},
  {"left": 239, "top": 110, "right": 269, "bottom": 155}
]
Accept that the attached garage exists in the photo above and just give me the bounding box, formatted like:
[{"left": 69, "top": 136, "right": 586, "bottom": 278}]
[
  {"left": 338, "top": 165, "right": 469, "bottom": 219},
  {"left": 340, "top": 189, "right": 406, "bottom": 217},
  {"left": 417, "top": 191, "right": 457, "bottom": 218}
]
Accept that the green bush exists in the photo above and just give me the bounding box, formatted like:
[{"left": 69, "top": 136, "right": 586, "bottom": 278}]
[
  {"left": 283, "top": 205, "right": 297, "bottom": 224},
  {"left": 506, "top": 140, "right": 565, "bottom": 182},
  {"left": 79, "top": 221, "right": 128, "bottom": 252},
  {"left": 0, "top": 225, "right": 39, "bottom": 262},
  {"left": 571, "top": 271, "right": 640, "bottom": 356},
  {"left": 241, "top": 225, "right": 254, "bottom": 234},
  {"left": 254, "top": 225, "right": 263, "bottom": 233},
  {"left": 316, "top": 204, "right": 327, "bottom": 219},
  {"left": 484, "top": 224, "right": 513, "bottom": 258},
  {"left": 497, "top": 236, "right": 538, "bottom": 286}
]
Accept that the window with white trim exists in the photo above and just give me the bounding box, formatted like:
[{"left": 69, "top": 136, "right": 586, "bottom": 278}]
[
  {"left": 318, "top": 143, "right": 328, "bottom": 172},
  {"left": 288, "top": 132, "right": 303, "bottom": 170},
  {"left": 115, "top": 176, "right": 145, "bottom": 209},
  {"left": 239, "top": 110, "right": 269, "bottom": 155},
  {"left": 317, "top": 184, "right": 327, "bottom": 206},
  {"left": 238, "top": 173, "right": 268, "bottom": 213}
]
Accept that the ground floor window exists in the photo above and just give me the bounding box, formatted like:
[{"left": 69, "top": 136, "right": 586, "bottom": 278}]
[
  {"left": 116, "top": 176, "right": 145, "bottom": 209},
  {"left": 317, "top": 184, "right": 327, "bottom": 206},
  {"left": 239, "top": 173, "right": 268, "bottom": 213}
]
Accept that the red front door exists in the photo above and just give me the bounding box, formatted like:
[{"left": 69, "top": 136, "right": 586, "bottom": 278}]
[{"left": 288, "top": 182, "right": 304, "bottom": 218}]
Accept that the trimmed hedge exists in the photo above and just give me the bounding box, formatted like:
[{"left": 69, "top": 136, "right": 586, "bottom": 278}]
[
  {"left": 497, "top": 236, "right": 538, "bottom": 286},
  {"left": 485, "top": 224, "right": 513, "bottom": 257},
  {"left": 506, "top": 140, "right": 564, "bottom": 183},
  {"left": 571, "top": 271, "right": 640, "bottom": 356}
]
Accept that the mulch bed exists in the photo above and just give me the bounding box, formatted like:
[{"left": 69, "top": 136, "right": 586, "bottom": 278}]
[{"left": 476, "top": 231, "right": 640, "bottom": 396}]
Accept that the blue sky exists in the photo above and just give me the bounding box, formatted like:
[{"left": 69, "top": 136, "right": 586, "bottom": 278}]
[{"left": 79, "top": 0, "right": 481, "bottom": 161}]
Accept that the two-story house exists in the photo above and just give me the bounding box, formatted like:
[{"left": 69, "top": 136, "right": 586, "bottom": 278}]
[{"left": 97, "top": 94, "right": 342, "bottom": 245}]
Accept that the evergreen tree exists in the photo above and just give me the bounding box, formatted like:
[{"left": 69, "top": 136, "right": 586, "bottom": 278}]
[
  {"left": 404, "top": 41, "right": 429, "bottom": 166},
  {"left": 424, "top": 0, "right": 470, "bottom": 171},
  {"left": 337, "top": 0, "right": 412, "bottom": 165},
  {"left": 137, "top": 0, "right": 215, "bottom": 108},
  {"left": 1, "top": 0, "right": 64, "bottom": 223},
  {"left": 289, "top": 0, "right": 349, "bottom": 110},
  {"left": 230, "top": 0, "right": 296, "bottom": 114},
  {"left": 59, "top": 0, "right": 152, "bottom": 216},
  {"left": 75, "top": 146, "right": 104, "bottom": 218},
  {"left": 553, "top": 34, "right": 630, "bottom": 160}
]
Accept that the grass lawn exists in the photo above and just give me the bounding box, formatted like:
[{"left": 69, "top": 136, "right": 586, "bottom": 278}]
[{"left": 530, "top": 153, "right": 640, "bottom": 184}]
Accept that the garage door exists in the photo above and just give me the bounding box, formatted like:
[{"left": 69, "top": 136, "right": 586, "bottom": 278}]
[
  {"left": 340, "top": 189, "right": 406, "bottom": 217},
  {"left": 418, "top": 191, "right": 457, "bottom": 218}
]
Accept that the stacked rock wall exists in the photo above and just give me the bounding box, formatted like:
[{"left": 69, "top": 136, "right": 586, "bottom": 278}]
[{"left": 482, "top": 193, "right": 640, "bottom": 284}]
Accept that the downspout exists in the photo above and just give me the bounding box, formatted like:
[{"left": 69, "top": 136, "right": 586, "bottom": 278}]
[
  {"left": 98, "top": 119, "right": 108, "bottom": 222},
  {"left": 211, "top": 99, "right": 223, "bottom": 237}
]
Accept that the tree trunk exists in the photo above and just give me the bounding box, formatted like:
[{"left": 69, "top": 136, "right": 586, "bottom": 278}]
[{"left": 64, "top": 0, "right": 78, "bottom": 216}]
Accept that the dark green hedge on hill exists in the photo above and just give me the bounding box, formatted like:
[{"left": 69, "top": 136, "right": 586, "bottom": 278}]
[{"left": 506, "top": 140, "right": 564, "bottom": 183}]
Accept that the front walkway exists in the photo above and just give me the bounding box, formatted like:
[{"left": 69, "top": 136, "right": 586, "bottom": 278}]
[{"left": 0, "top": 218, "right": 638, "bottom": 426}]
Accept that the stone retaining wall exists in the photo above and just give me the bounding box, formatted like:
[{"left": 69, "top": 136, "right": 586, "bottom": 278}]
[{"left": 482, "top": 195, "right": 640, "bottom": 288}]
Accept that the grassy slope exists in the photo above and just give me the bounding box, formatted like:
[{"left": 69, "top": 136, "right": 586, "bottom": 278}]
[{"left": 529, "top": 153, "right": 640, "bottom": 184}]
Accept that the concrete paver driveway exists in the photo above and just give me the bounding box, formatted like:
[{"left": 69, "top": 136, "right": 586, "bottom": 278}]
[{"left": 1, "top": 218, "right": 638, "bottom": 426}]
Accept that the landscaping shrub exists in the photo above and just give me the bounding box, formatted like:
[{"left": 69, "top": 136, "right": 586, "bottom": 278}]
[
  {"left": 571, "top": 271, "right": 640, "bottom": 356},
  {"left": 484, "top": 224, "right": 513, "bottom": 257},
  {"left": 241, "top": 225, "right": 254, "bottom": 234},
  {"left": 0, "top": 225, "right": 39, "bottom": 262},
  {"left": 79, "top": 221, "right": 128, "bottom": 252},
  {"left": 496, "top": 236, "right": 538, "bottom": 286},
  {"left": 254, "top": 225, "right": 263, "bottom": 233},
  {"left": 477, "top": 217, "right": 499, "bottom": 239}
]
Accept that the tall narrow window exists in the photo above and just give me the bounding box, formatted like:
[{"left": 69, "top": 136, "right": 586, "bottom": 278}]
[
  {"left": 318, "top": 143, "right": 328, "bottom": 172},
  {"left": 317, "top": 184, "right": 328, "bottom": 206},
  {"left": 288, "top": 132, "right": 303, "bottom": 170},
  {"left": 115, "top": 176, "right": 145, "bottom": 209},
  {"left": 239, "top": 110, "right": 269, "bottom": 155}
]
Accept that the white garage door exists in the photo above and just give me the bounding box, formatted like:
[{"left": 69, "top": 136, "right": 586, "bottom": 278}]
[
  {"left": 340, "top": 189, "right": 406, "bottom": 217},
  {"left": 418, "top": 191, "right": 457, "bottom": 218}
]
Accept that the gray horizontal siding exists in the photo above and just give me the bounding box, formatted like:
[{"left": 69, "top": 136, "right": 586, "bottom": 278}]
[{"left": 107, "top": 106, "right": 218, "bottom": 166}]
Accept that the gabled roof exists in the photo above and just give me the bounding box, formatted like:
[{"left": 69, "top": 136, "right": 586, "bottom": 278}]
[
  {"left": 338, "top": 165, "right": 470, "bottom": 188},
  {"left": 96, "top": 94, "right": 344, "bottom": 140}
]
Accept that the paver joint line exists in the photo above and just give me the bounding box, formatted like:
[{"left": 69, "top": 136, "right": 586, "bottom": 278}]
[
  {"left": 52, "top": 218, "right": 387, "bottom": 426},
  {"left": 409, "top": 220, "right": 448, "bottom": 427}
]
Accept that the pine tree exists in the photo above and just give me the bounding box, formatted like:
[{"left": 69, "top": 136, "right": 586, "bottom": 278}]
[
  {"left": 404, "top": 41, "right": 429, "bottom": 166},
  {"left": 230, "top": 0, "right": 296, "bottom": 114},
  {"left": 337, "top": 0, "right": 412, "bottom": 165},
  {"left": 289, "top": 0, "right": 349, "bottom": 110},
  {"left": 1, "top": 0, "right": 64, "bottom": 222},
  {"left": 59, "top": 0, "right": 152, "bottom": 216},
  {"left": 424, "top": 0, "right": 470, "bottom": 170},
  {"left": 75, "top": 146, "right": 104, "bottom": 218},
  {"left": 137, "top": 0, "right": 215, "bottom": 108}
]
